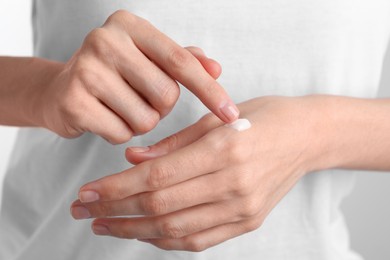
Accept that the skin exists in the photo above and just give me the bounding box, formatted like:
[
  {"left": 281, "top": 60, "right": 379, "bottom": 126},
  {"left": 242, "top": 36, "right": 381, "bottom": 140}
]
[
  {"left": 0, "top": 10, "right": 238, "bottom": 144},
  {"left": 71, "top": 95, "right": 390, "bottom": 251},
  {"left": 1, "top": 9, "right": 389, "bottom": 253}
]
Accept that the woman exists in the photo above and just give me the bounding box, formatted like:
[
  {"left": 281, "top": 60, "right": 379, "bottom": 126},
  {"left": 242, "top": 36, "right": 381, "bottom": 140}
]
[{"left": 0, "top": 0, "right": 389, "bottom": 259}]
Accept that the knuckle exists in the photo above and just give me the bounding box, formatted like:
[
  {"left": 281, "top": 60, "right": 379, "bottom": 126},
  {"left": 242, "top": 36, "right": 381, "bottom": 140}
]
[
  {"left": 203, "top": 132, "right": 224, "bottom": 154},
  {"left": 159, "top": 133, "right": 179, "bottom": 152},
  {"left": 111, "top": 9, "right": 131, "bottom": 19},
  {"left": 140, "top": 192, "right": 167, "bottom": 215},
  {"left": 166, "top": 47, "right": 192, "bottom": 71},
  {"left": 230, "top": 174, "right": 253, "bottom": 197},
  {"left": 242, "top": 217, "right": 264, "bottom": 233},
  {"left": 154, "top": 240, "right": 177, "bottom": 251},
  {"left": 157, "top": 80, "right": 179, "bottom": 112},
  {"left": 159, "top": 221, "right": 184, "bottom": 239},
  {"left": 71, "top": 59, "right": 101, "bottom": 94},
  {"left": 151, "top": 241, "right": 174, "bottom": 251},
  {"left": 105, "top": 10, "right": 149, "bottom": 33},
  {"left": 134, "top": 110, "right": 160, "bottom": 134},
  {"left": 184, "top": 237, "right": 207, "bottom": 252},
  {"left": 147, "top": 163, "right": 175, "bottom": 190},
  {"left": 239, "top": 198, "right": 260, "bottom": 218},
  {"left": 84, "top": 28, "right": 113, "bottom": 57},
  {"left": 225, "top": 137, "right": 249, "bottom": 164},
  {"left": 106, "top": 9, "right": 137, "bottom": 25}
]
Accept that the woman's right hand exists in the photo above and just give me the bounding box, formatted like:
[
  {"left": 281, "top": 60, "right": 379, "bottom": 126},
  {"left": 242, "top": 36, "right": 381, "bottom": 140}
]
[{"left": 37, "top": 10, "right": 239, "bottom": 144}]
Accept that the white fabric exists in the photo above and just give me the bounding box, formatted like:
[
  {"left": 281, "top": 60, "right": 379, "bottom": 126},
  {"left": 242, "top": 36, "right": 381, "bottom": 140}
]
[{"left": 1, "top": 0, "right": 390, "bottom": 259}]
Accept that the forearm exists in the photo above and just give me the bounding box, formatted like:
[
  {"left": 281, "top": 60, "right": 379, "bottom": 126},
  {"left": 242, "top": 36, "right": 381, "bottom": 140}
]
[
  {"left": 309, "top": 95, "right": 390, "bottom": 172},
  {"left": 0, "top": 56, "right": 63, "bottom": 126}
]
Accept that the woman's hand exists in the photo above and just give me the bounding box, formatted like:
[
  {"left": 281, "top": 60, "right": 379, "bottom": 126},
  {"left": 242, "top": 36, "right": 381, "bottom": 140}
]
[
  {"left": 34, "top": 10, "right": 238, "bottom": 144},
  {"left": 71, "top": 96, "right": 327, "bottom": 251}
]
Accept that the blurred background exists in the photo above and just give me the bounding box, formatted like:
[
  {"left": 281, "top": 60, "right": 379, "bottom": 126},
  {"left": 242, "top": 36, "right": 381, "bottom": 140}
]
[{"left": 0, "top": 1, "right": 389, "bottom": 259}]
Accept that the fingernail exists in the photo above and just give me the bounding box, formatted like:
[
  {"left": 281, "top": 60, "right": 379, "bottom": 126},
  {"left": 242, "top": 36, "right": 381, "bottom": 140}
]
[
  {"left": 71, "top": 206, "right": 91, "bottom": 219},
  {"left": 79, "top": 190, "right": 100, "bottom": 203},
  {"left": 220, "top": 101, "right": 239, "bottom": 122},
  {"left": 128, "top": 146, "right": 150, "bottom": 153},
  {"left": 92, "top": 224, "right": 111, "bottom": 236}
]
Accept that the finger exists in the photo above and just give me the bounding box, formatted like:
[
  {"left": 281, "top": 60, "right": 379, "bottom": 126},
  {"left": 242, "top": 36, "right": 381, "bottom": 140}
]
[
  {"left": 90, "top": 199, "right": 256, "bottom": 240},
  {"left": 125, "top": 113, "right": 222, "bottom": 164},
  {"left": 71, "top": 169, "right": 239, "bottom": 218},
  {"left": 142, "top": 217, "right": 263, "bottom": 252},
  {"left": 118, "top": 45, "right": 222, "bottom": 117},
  {"left": 127, "top": 16, "right": 239, "bottom": 123},
  {"left": 116, "top": 46, "right": 180, "bottom": 117},
  {"left": 92, "top": 68, "right": 160, "bottom": 135},
  {"left": 79, "top": 96, "right": 133, "bottom": 144},
  {"left": 185, "top": 46, "right": 222, "bottom": 80},
  {"left": 78, "top": 124, "right": 236, "bottom": 202},
  {"left": 76, "top": 59, "right": 160, "bottom": 135}
]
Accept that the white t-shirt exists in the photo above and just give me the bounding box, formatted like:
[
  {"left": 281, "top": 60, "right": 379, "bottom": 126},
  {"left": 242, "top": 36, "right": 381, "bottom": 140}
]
[{"left": 1, "top": 0, "right": 389, "bottom": 259}]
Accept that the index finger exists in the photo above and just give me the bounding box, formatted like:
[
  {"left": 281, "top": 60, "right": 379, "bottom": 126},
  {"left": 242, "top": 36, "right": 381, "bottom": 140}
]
[
  {"left": 78, "top": 126, "right": 236, "bottom": 203},
  {"left": 124, "top": 14, "right": 239, "bottom": 123}
]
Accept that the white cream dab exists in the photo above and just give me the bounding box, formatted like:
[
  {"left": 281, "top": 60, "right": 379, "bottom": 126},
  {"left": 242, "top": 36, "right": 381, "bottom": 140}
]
[{"left": 225, "top": 118, "right": 252, "bottom": 131}]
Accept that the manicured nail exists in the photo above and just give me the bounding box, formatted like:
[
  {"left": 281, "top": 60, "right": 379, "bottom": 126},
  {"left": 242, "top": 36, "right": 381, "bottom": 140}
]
[
  {"left": 92, "top": 224, "right": 111, "bottom": 236},
  {"left": 220, "top": 101, "right": 239, "bottom": 122},
  {"left": 71, "top": 206, "right": 91, "bottom": 219},
  {"left": 128, "top": 146, "right": 150, "bottom": 153},
  {"left": 79, "top": 190, "right": 100, "bottom": 203}
]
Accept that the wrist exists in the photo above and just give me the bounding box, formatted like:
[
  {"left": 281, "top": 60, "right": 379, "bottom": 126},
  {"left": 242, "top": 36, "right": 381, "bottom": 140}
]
[
  {"left": 297, "top": 95, "right": 344, "bottom": 173},
  {"left": 26, "top": 58, "right": 65, "bottom": 128},
  {"left": 300, "top": 95, "right": 390, "bottom": 173}
]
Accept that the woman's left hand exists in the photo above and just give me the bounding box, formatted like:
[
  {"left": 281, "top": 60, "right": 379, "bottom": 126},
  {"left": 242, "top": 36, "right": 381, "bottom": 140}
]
[{"left": 71, "top": 96, "right": 326, "bottom": 251}]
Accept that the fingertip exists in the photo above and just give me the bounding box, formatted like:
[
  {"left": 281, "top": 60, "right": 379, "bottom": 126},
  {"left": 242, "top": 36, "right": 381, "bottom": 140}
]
[
  {"left": 125, "top": 147, "right": 143, "bottom": 164},
  {"left": 219, "top": 100, "right": 240, "bottom": 123},
  {"left": 185, "top": 46, "right": 222, "bottom": 79},
  {"left": 92, "top": 223, "right": 111, "bottom": 236},
  {"left": 203, "top": 58, "right": 222, "bottom": 79},
  {"left": 78, "top": 189, "right": 100, "bottom": 203},
  {"left": 71, "top": 204, "right": 92, "bottom": 220},
  {"left": 185, "top": 46, "right": 205, "bottom": 56},
  {"left": 70, "top": 199, "right": 82, "bottom": 207},
  {"left": 125, "top": 146, "right": 157, "bottom": 164}
]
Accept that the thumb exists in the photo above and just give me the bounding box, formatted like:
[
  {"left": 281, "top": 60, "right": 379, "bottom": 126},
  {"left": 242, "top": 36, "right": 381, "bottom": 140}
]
[
  {"left": 125, "top": 113, "right": 223, "bottom": 164},
  {"left": 185, "top": 46, "right": 222, "bottom": 79}
]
